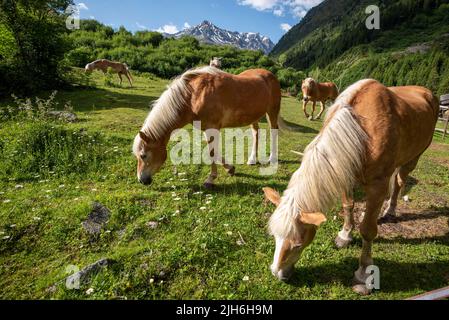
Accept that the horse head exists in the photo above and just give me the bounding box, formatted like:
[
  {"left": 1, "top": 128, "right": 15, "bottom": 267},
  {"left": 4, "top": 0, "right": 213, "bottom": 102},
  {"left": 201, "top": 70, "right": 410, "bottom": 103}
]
[
  {"left": 210, "top": 57, "right": 222, "bottom": 69},
  {"left": 302, "top": 78, "right": 317, "bottom": 102},
  {"left": 264, "top": 187, "right": 326, "bottom": 281},
  {"left": 85, "top": 63, "right": 94, "bottom": 73},
  {"left": 133, "top": 131, "right": 168, "bottom": 186}
]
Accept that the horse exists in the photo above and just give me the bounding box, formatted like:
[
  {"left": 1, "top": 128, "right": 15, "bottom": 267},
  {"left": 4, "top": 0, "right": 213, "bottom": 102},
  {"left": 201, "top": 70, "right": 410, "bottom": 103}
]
[
  {"left": 301, "top": 78, "right": 339, "bottom": 120},
  {"left": 133, "top": 66, "right": 289, "bottom": 189},
  {"left": 85, "top": 59, "right": 133, "bottom": 87},
  {"left": 209, "top": 57, "right": 222, "bottom": 69},
  {"left": 263, "top": 79, "right": 439, "bottom": 293}
]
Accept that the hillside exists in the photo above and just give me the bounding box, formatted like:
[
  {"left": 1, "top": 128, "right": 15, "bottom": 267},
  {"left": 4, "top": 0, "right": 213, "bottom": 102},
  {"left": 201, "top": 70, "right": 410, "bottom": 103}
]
[{"left": 271, "top": 0, "right": 449, "bottom": 94}]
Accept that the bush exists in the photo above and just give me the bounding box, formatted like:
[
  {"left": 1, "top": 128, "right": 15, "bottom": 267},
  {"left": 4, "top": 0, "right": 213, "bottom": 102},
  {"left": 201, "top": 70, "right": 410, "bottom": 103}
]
[
  {"left": 0, "top": 91, "right": 73, "bottom": 122},
  {"left": 0, "top": 122, "right": 109, "bottom": 181},
  {"left": 65, "top": 20, "right": 300, "bottom": 89}
]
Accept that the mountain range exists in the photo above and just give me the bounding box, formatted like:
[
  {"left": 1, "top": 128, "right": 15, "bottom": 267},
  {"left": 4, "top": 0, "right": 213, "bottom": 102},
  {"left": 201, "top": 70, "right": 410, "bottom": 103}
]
[{"left": 165, "top": 20, "right": 275, "bottom": 54}]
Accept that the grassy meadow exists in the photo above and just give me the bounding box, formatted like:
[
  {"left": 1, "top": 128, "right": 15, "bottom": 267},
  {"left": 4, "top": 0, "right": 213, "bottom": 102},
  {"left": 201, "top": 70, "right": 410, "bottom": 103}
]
[{"left": 0, "top": 70, "right": 448, "bottom": 300}]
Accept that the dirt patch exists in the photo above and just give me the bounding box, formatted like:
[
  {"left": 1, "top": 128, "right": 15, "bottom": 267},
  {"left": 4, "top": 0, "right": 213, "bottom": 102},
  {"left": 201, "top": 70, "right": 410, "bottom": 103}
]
[
  {"left": 352, "top": 202, "right": 449, "bottom": 240},
  {"left": 429, "top": 143, "right": 449, "bottom": 153}
]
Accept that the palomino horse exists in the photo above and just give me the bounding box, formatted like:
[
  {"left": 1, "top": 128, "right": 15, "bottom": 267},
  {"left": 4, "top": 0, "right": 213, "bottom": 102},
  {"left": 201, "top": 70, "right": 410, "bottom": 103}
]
[
  {"left": 133, "top": 66, "right": 288, "bottom": 188},
  {"left": 85, "top": 59, "right": 133, "bottom": 87},
  {"left": 210, "top": 57, "right": 222, "bottom": 69},
  {"left": 264, "top": 79, "right": 439, "bottom": 292},
  {"left": 301, "top": 78, "right": 339, "bottom": 120}
]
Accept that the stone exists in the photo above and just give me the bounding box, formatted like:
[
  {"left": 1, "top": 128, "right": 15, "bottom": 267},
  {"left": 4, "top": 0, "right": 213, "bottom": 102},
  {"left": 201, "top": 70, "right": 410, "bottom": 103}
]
[
  {"left": 82, "top": 202, "right": 110, "bottom": 235},
  {"left": 66, "top": 258, "right": 114, "bottom": 288}
]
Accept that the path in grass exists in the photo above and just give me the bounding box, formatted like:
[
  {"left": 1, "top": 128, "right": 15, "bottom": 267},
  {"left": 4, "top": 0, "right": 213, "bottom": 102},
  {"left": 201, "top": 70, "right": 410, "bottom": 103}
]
[{"left": 0, "top": 71, "right": 448, "bottom": 300}]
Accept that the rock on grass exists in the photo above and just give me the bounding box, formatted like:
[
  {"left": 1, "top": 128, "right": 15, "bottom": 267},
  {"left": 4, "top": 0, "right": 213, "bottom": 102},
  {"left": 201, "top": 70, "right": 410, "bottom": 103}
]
[
  {"left": 66, "top": 259, "right": 114, "bottom": 289},
  {"left": 82, "top": 202, "right": 110, "bottom": 235}
]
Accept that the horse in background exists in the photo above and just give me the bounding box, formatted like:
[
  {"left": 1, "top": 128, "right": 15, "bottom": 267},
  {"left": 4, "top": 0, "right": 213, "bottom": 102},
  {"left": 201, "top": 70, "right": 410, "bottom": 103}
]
[
  {"left": 210, "top": 57, "right": 222, "bottom": 69},
  {"left": 85, "top": 59, "right": 133, "bottom": 87},
  {"left": 264, "top": 79, "right": 439, "bottom": 293},
  {"left": 133, "top": 66, "right": 289, "bottom": 189},
  {"left": 301, "top": 78, "right": 339, "bottom": 120}
]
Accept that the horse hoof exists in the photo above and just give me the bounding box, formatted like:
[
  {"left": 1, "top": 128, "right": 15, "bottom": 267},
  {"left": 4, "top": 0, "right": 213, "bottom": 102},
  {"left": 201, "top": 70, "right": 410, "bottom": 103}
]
[
  {"left": 352, "top": 284, "right": 372, "bottom": 296},
  {"left": 227, "top": 167, "right": 236, "bottom": 176},
  {"left": 203, "top": 183, "right": 215, "bottom": 190},
  {"left": 308, "top": 116, "right": 314, "bottom": 121},
  {"left": 335, "top": 236, "right": 352, "bottom": 249}
]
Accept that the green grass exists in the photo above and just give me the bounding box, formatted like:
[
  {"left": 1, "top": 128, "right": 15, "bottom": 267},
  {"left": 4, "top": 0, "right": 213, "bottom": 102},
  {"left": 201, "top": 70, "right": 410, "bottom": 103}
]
[{"left": 0, "top": 70, "right": 448, "bottom": 300}]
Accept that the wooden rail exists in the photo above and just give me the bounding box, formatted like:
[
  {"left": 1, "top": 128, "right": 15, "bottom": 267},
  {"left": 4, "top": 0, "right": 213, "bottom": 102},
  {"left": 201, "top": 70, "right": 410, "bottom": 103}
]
[
  {"left": 408, "top": 286, "right": 449, "bottom": 300},
  {"left": 437, "top": 94, "right": 449, "bottom": 139}
]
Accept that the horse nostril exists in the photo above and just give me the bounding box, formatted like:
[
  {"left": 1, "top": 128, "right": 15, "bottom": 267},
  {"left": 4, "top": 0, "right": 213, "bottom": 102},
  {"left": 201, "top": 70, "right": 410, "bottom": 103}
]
[{"left": 139, "top": 175, "right": 153, "bottom": 186}]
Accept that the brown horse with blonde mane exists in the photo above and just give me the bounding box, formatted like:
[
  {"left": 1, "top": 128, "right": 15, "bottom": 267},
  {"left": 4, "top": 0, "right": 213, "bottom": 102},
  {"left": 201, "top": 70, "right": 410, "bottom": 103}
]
[
  {"left": 133, "top": 66, "right": 287, "bottom": 189},
  {"left": 264, "top": 79, "right": 439, "bottom": 293},
  {"left": 85, "top": 59, "right": 133, "bottom": 87},
  {"left": 301, "top": 78, "right": 339, "bottom": 120}
]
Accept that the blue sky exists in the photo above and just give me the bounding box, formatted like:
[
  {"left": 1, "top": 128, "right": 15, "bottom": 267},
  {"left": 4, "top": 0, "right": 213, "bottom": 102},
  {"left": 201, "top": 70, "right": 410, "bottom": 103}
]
[{"left": 75, "top": 0, "right": 323, "bottom": 43}]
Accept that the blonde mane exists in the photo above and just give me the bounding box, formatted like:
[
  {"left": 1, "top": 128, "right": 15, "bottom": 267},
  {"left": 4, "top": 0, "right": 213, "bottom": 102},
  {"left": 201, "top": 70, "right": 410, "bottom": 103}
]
[
  {"left": 133, "top": 66, "right": 224, "bottom": 154},
  {"left": 270, "top": 79, "right": 375, "bottom": 239}
]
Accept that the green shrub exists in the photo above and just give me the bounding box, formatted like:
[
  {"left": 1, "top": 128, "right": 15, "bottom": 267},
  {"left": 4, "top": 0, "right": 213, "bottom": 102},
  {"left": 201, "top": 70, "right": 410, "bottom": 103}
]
[{"left": 0, "top": 122, "right": 109, "bottom": 181}]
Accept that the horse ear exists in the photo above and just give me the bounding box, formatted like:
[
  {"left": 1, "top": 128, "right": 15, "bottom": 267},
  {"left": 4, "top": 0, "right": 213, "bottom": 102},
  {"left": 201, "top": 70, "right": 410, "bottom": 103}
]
[
  {"left": 263, "top": 187, "right": 281, "bottom": 207},
  {"left": 139, "top": 131, "right": 151, "bottom": 144},
  {"left": 299, "top": 212, "right": 327, "bottom": 227}
]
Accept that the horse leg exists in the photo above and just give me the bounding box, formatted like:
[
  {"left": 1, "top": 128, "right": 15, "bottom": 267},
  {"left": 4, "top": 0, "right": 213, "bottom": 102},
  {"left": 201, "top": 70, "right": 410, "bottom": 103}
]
[
  {"left": 303, "top": 101, "right": 310, "bottom": 119},
  {"left": 125, "top": 72, "right": 133, "bottom": 87},
  {"left": 354, "top": 179, "right": 389, "bottom": 290},
  {"left": 335, "top": 192, "right": 355, "bottom": 249},
  {"left": 247, "top": 122, "right": 259, "bottom": 165},
  {"left": 309, "top": 102, "right": 316, "bottom": 121},
  {"left": 118, "top": 73, "right": 123, "bottom": 86},
  {"left": 315, "top": 101, "right": 326, "bottom": 120},
  {"left": 267, "top": 114, "right": 279, "bottom": 164},
  {"left": 204, "top": 131, "right": 219, "bottom": 189},
  {"left": 382, "top": 157, "right": 419, "bottom": 218}
]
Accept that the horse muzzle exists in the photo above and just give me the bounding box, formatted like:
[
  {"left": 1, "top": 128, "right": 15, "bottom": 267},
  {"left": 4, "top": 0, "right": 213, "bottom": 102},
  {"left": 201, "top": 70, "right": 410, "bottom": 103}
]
[
  {"left": 271, "top": 264, "right": 294, "bottom": 282},
  {"left": 139, "top": 173, "right": 153, "bottom": 186}
]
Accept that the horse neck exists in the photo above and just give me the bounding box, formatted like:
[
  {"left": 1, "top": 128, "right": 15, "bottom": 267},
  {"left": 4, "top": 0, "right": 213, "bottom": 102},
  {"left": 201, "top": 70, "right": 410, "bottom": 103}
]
[{"left": 142, "top": 107, "right": 193, "bottom": 146}]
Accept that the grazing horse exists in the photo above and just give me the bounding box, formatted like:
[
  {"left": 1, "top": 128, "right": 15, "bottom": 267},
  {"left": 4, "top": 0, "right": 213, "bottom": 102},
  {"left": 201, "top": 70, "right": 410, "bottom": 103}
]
[
  {"left": 133, "top": 66, "right": 288, "bottom": 188},
  {"left": 210, "top": 57, "right": 222, "bottom": 69},
  {"left": 85, "top": 59, "right": 133, "bottom": 87},
  {"left": 263, "top": 79, "right": 439, "bottom": 292},
  {"left": 301, "top": 78, "right": 339, "bottom": 120}
]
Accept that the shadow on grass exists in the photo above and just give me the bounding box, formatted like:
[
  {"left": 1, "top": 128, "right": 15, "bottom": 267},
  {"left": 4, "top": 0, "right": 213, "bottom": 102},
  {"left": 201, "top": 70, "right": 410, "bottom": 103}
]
[
  {"left": 379, "top": 207, "right": 449, "bottom": 225},
  {"left": 54, "top": 87, "right": 158, "bottom": 112},
  {"left": 288, "top": 256, "right": 449, "bottom": 294},
  {"left": 352, "top": 176, "right": 420, "bottom": 203}
]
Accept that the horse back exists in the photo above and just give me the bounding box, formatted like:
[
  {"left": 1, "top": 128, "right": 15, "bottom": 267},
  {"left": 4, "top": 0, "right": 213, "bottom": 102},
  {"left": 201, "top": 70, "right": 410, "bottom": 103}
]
[
  {"left": 189, "top": 69, "right": 280, "bottom": 128},
  {"left": 352, "top": 82, "right": 438, "bottom": 175}
]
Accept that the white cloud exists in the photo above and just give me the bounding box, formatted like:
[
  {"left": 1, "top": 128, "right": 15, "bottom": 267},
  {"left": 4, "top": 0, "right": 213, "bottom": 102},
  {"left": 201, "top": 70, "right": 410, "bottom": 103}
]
[
  {"left": 274, "top": 8, "right": 284, "bottom": 16},
  {"left": 136, "top": 22, "right": 148, "bottom": 30},
  {"left": 77, "top": 2, "right": 89, "bottom": 10},
  {"left": 184, "top": 22, "right": 191, "bottom": 29},
  {"left": 155, "top": 24, "right": 179, "bottom": 34},
  {"left": 237, "top": 0, "right": 323, "bottom": 19},
  {"left": 238, "top": 0, "right": 278, "bottom": 11},
  {"left": 280, "top": 23, "right": 292, "bottom": 32}
]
